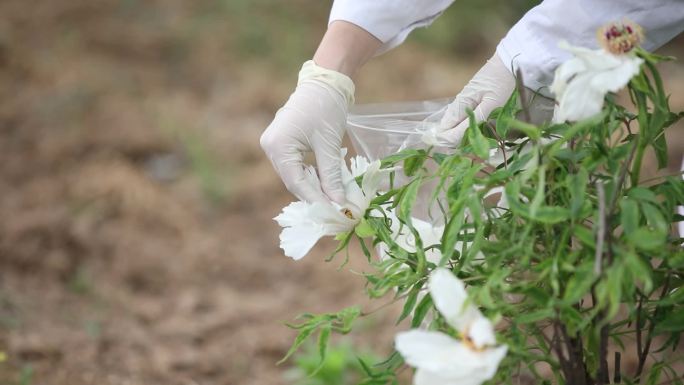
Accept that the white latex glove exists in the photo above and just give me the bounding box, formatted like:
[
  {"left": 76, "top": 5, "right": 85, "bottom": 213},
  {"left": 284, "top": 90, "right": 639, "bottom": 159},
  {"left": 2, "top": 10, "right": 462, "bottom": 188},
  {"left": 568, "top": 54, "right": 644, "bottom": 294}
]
[
  {"left": 423, "top": 53, "right": 554, "bottom": 147},
  {"left": 260, "top": 60, "right": 355, "bottom": 204}
]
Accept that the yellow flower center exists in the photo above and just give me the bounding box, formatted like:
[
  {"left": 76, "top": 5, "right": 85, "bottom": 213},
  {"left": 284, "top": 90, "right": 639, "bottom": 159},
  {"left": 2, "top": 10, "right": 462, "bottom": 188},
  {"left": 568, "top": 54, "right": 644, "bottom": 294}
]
[
  {"left": 462, "top": 325, "right": 486, "bottom": 352},
  {"left": 597, "top": 20, "right": 643, "bottom": 55}
]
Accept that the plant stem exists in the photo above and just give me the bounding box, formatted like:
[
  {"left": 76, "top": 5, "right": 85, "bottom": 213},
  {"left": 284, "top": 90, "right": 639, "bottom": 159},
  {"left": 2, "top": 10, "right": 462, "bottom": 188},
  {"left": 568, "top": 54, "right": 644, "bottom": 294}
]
[
  {"left": 634, "top": 274, "right": 671, "bottom": 382},
  {"left": 595, "top": 182, "right": 606, "bottom": 275}
]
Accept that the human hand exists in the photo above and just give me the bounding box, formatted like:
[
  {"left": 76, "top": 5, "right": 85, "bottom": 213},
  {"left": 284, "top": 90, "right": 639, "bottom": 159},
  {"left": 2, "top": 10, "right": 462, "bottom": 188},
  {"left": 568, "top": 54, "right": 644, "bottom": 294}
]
[
  {"left": 260, "top": 61, "right": 355, "bottom": 204},
  {"left": 423, "top": 54, "right": 554, "bottom": 147}
]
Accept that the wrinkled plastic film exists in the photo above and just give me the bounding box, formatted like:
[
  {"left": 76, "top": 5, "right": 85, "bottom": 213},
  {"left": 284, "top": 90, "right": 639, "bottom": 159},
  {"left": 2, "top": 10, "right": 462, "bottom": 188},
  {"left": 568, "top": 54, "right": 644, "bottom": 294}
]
[
  {"left": 347, "top": 99, "right": 449, "bottom": 160},
  {"left": 346, "top": 99, "right": 450, "bottom": 224}
]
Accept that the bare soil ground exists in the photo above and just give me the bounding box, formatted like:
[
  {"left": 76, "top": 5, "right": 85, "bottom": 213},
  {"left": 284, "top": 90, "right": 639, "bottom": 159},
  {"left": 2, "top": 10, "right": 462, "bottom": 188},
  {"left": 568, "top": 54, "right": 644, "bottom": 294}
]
[{"left": 0, "top": 1, "right": 682, "bottom": 385}]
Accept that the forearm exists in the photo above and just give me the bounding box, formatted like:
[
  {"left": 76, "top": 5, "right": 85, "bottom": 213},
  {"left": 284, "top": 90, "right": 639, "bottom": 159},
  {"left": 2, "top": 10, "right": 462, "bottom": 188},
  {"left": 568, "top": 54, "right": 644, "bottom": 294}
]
[{"left": 313, "top": 20, "right": 382, "bottom": 79}]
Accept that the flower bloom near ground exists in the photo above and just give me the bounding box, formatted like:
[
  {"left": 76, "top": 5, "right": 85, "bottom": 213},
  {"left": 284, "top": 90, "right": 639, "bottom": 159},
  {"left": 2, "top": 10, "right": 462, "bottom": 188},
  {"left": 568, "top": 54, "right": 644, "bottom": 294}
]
[{"left": 395, "top": 269, "right": 507, "bottom": 385}]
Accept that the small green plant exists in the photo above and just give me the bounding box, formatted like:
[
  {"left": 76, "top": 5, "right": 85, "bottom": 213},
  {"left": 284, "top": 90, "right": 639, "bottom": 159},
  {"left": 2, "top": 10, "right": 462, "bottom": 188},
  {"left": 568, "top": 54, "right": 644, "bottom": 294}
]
[
  {"left": 19, "top": 365, "right": 33, "bottom": 385},
  {"left": 285, "top": 340, "right": 380, "bottom": 385}
]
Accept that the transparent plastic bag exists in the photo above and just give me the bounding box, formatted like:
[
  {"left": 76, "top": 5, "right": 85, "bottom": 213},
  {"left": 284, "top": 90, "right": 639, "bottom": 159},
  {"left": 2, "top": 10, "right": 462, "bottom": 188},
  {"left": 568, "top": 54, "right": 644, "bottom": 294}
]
[
  {"left": 346, "top": 98, "right": 450, "bottom": 161},
  {"left": 346, "top": 99, "right": 451, "bottom": 223}
]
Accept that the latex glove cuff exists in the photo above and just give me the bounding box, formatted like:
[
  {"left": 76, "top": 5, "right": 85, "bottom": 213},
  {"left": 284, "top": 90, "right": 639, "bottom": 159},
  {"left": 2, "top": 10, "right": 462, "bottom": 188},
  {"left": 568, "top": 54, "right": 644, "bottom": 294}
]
[{"left": 299, "top": 60, "right": 356, "bottom": 105}]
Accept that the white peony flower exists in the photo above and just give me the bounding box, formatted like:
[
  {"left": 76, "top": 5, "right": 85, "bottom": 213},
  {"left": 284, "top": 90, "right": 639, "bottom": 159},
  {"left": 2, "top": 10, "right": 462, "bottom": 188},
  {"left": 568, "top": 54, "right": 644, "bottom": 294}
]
[
  {"left": 274, "top": 151, "right": 387, "bottom": 260},
  {"left": 395, "top": 268, "right": 507, "bottom": 385},
  {"left": 551, "top": 20, "right": 644, "bottom": 123}
]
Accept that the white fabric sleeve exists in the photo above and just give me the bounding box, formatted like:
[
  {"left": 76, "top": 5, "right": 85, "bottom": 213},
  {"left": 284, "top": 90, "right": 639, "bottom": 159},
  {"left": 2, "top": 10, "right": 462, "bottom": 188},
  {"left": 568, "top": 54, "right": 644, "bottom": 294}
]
[
  {"left": 497, "top": 0, "right": 684, "bottom": 95},
  {"left": 329, "top": 0, "right": 456, "bottom": 55}
]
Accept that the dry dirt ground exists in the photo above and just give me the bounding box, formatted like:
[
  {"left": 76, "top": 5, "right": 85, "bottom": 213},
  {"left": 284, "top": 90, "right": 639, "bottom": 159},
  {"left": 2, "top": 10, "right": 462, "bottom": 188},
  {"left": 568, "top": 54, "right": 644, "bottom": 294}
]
[{"left": 0, "top": 2, "right": 683, "bottom": 385}]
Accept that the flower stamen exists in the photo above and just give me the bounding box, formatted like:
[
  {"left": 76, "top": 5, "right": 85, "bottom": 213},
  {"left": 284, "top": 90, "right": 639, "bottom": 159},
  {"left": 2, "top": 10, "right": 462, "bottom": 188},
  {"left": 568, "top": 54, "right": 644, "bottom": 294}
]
[
  {"left": 597, "top": 20, "right": 643, "bottom": 55},
  {"left": 341, "top": 208, "right": 354, "bottom": 219},
  {"left": 462, "top": 325, "right": 486, "bottom": 352}
]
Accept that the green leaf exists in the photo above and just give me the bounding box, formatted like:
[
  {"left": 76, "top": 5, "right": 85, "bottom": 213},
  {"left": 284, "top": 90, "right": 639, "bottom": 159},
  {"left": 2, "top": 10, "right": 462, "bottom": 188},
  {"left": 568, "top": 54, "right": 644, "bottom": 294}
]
[
  {"left": 653, "top": 132, "right": 668, "bottom": 169},
  {"left": 311, "top": 324, "right": 331, "bottom": 375},
  {"left": 403, "top": 153, "right": 427, "bottom": 177},
  {"left": 440, "top": 202, "right": 466, "bottom": 265},
  {"left": 641, "top": 202, "right": 668, "bottom": 233},
  {"left": 655, "top": 307, "right": 684, "bottom": 333},
  {"left": 466, "top": 109, "right": 490, "bottom": 159},
  {"left": 562, "top": 262, "right": 596, "bottom": 305},
  {"left": 355, "top": 218, "right": 375, "bottom": 238},
  {"left": 381, "top": 149, "right": 425, "bottom": 167},
  {"left": 398, "top": 178, "right": 421, "bottom": 222},
  {"left": 517, "top": 308, "right": 554, "bottom": 324},
  {"left": 397, "top": 286, "right": 421, "bottom": 324},
  {"left": 278, "top": 325, "right": 318, "bottom": 365},
  {"left": 411, "top": 294, "right": 433, "bottom": 328},
  {"left": 627, "top": 187, "right": 659, "bottom": 203},
  {"left": 624, "top": 251, "right": 653, "bottom": 293},
  {"left": 568, "top": 169, "right": 588, "bottom": 219},
  {"left": 619, "top": 198, "right": 639, "bottom": 235},
  {"left": 574, "top": 225, "right": 596, "bottom": 248},
  {"left": 628, "top": 227, "right": 666, "bottom": 251},
  {"left": 495, "top": 91, "right": 519, "bottom": 138}
]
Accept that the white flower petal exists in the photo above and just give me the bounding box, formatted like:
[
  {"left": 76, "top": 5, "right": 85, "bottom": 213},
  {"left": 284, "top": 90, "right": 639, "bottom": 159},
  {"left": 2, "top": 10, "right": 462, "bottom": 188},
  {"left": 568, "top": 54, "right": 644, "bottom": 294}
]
[
  {"left": 349, "top": 155, "right": 371, "bottom": 178},
  {"left": 275, "top": 201, "right": 354, "bottom": 259},
  {"left": 429, "top": 268, "right": 483, "bottom": 332},
  {"left": 550, "top": 57, "right": 586, "bottom": 97},
  {"left": 395, "top": 330, "right": 470, "bottom": 375},
  {"left": 552, "top": 42, "right": 643, "bottom": 123},
  {"left": 278, "top": 224, "right": 327, "bottom": 260},
  {"left": 384, "top": 213, "right": 445, "bottom": 264},
  {"left": 360, "top": 160, "right": 383, "bottom": 198},
  {"left": 396, "top": 330, "right": 507, "bottom": 381},
  {"left": 468, "top": 316, "right": 497, "bottom": 348},
  {"left": 555, "top": 73, "right": 606, "bottom": 122},
  {"left": 590, "top": 56, "right": 643, "bottom": 93},
  {"left": 477, "top": 345, "right": 509, "bottom": 380},
  {"left": 275, "top": 150, "right": 392, "bottom": 260},
  {"left": 415, "top": 369, "right": 483, "bottom": 385}
]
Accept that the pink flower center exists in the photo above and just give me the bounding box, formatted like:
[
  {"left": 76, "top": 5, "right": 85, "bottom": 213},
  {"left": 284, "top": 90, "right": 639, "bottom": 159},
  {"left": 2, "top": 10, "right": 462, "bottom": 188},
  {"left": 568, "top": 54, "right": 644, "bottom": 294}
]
[{"left": 597, "top": 20, "right": 643, "bottom": 55}]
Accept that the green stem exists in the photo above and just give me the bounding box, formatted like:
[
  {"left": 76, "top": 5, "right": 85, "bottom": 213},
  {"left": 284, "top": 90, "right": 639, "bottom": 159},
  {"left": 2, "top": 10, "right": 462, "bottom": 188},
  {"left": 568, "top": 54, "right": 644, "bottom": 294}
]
[{"left": 631, "top": 140, "right": 646, "bottom": 186}]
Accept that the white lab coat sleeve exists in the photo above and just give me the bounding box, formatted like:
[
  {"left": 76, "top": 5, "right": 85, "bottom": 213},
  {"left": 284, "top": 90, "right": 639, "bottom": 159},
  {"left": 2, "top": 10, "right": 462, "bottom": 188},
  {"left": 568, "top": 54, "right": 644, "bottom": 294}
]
[
  {"left": 329, "top": 0, "right": 456, "bottom": 55},
  {"left": 497, "top": 0, "right": 684, "bottom": 95}
]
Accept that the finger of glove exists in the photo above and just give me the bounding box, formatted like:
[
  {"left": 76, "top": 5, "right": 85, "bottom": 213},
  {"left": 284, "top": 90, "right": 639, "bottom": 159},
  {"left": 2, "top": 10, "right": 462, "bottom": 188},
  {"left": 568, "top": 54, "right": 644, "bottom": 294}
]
[
  {"left": 278, "top": 157, "right": 330, "bottom": 204},
  {"left": 312, "top": 128, "right": 345, "bottom": 204},
  {"left": 439, "top": 93, "right": 479, "bottom": 130},
  {"left": 261, "top": 121, "right": 329, "bottom": 205},
  {"left": 450, "top": 97, "right": 498, "bottom": 140}
]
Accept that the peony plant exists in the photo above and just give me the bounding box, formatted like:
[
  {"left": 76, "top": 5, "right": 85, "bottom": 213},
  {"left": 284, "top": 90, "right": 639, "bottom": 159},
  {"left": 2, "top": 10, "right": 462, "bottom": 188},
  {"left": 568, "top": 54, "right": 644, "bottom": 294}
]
[{"left": 275, "top": 21, "right": 684, "bottom": 385}]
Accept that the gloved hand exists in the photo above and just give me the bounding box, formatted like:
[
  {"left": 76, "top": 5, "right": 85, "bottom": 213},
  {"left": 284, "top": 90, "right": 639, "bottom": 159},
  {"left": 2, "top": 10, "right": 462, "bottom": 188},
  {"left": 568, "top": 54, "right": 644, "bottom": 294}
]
[
  {"left": 260, "top": 60, "right": 355, "bottom": 204},
  {"left": 423, "top": 53, "right": 555, "bottom": 147}
]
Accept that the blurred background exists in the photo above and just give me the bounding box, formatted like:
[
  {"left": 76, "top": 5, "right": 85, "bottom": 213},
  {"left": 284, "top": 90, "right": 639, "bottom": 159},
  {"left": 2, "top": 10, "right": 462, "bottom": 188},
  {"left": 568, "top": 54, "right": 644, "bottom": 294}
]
[{"left": 0, "top": 1, "right": 682, "bottom": 384}]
